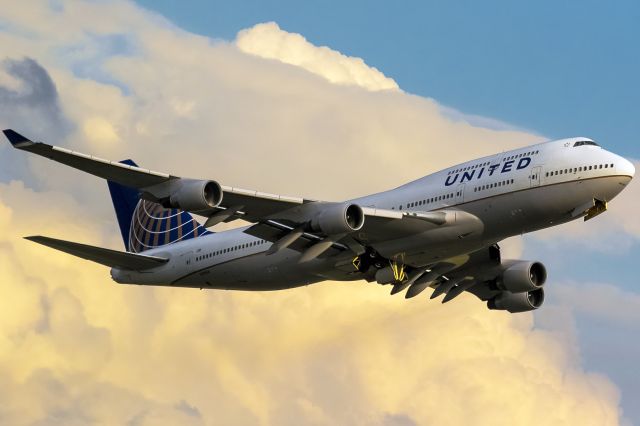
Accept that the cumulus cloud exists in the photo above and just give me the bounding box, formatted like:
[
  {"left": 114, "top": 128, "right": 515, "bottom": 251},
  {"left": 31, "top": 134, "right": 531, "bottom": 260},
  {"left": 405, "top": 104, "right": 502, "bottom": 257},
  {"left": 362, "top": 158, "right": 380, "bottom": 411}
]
[
  {"left": 550, "top": 281, "right": 640, "bottom": 327},
  {"left": 236, "top": 22, "right": 399, "bottom": 92},
  {"left": 0, "top": 57, "right": 69, "bottom": 140},
  {"left": 0, "top": 1, "right": 632, "bottom": 425}
]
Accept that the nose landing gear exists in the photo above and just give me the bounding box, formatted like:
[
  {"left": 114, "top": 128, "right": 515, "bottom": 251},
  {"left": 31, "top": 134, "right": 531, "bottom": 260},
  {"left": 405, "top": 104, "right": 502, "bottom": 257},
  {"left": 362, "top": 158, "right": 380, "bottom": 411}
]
[{"left": 584, "top": 198, "right": 607, "bottom": 221}]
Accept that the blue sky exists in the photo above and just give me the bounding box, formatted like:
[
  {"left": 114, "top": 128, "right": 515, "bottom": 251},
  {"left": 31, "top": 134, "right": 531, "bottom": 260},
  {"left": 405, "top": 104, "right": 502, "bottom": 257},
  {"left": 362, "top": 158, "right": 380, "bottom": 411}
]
[{"left": 138, "top": 0, "right": 640, "bottom": 158}]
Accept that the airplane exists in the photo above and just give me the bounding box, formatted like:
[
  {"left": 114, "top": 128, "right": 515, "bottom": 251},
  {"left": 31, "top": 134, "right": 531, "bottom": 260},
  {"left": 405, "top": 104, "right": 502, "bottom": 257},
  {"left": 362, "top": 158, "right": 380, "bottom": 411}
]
[{"left": 2, "top": 129, "right": 635, "bottom": 312}]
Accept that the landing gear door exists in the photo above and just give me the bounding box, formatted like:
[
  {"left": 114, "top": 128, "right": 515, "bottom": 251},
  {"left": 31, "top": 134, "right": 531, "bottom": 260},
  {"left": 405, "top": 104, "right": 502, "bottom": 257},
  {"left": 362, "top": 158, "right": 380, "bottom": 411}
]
[
  {"left": 456, "top": 184, "right": 465, "bottom": 204},
  {"left": 530, "top": 166, "right": 542, "bottom": 187}
]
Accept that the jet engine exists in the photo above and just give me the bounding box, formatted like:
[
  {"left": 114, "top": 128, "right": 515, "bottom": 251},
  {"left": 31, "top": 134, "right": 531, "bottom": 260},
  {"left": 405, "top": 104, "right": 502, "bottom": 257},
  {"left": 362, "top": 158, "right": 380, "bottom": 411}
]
[
  {"left": 310, "top": 203, "right": 365, "bottom": 235},
  {"left": 498, "top": 261, "right": 547, "bottom": 293},
  {"left": 487, "top": 288, "right": 545, "bottom": 313},
  {"left": 166, "top": 179, "right": 223, "bottom": 212}
]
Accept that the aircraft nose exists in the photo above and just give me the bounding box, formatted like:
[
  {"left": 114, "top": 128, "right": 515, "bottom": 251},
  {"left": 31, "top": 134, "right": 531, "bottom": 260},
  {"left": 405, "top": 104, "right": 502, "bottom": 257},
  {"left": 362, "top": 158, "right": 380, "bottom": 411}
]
[{"left": 619, "top": 158, "right": 635, "bottom": 179}]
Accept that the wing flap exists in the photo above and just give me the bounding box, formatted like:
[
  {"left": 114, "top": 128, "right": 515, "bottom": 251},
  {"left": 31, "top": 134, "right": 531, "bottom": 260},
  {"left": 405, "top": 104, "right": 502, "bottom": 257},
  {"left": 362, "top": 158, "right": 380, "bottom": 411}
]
[
  {"left": 25, "top": 236, "right": 168, "bottom": 270},
  {"left": 243, "top": 220, "right": 348, "bottom": 257}
]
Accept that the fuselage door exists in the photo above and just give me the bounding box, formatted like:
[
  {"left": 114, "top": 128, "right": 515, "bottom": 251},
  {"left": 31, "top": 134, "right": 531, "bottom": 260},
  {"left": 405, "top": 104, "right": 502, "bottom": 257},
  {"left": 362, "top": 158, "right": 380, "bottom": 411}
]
[
  {"left": 530, "top": 166, "right": 542, "bottom": 187},
  {"left": 181, "top": 250, "right": 194, "bottom": 266},
  {"left": 456, "top": 184, "right": 465, "bottom": 204}
]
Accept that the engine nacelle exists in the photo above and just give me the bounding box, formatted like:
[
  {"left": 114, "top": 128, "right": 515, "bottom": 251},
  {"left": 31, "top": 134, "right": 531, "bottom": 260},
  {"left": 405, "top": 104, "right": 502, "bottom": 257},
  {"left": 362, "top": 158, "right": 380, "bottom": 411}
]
[
  {"left": 499, "top": 261, "right": 547, "bottom": 293},
  {"left": 310, "top": 203, "right": 365, "bottom": 235},
  {"left": 168, "top": 179, "right": 223, "bottom": 212},
  {"left": 488, "top": 288, "right": 545, "bottom": 313}
]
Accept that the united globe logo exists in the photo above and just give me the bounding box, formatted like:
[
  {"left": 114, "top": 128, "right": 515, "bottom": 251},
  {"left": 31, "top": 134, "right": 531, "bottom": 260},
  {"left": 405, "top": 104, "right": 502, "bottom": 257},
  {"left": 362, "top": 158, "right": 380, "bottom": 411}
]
[{"left": 128, "top": 199, "right": 211, "bottom": 253}]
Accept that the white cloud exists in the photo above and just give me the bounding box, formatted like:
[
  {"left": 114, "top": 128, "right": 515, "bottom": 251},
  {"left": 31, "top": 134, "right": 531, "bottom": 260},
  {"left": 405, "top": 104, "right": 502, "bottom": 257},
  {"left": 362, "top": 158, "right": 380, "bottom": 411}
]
[
  {"left": 550, "top": 281, "right": 640, "bottom": 327},
  {"left": 236, "top": 21, "right": 399, "bottom": 92}
]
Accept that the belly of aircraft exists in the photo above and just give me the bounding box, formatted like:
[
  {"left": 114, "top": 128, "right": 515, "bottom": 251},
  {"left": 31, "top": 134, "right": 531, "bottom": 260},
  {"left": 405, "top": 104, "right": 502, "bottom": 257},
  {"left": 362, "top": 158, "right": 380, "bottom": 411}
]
[
  {"left": 172, "top": 250, "right": 323, "bottom": 290},
  {"left": 464, "top": 175, "right": 629, "bottom": 241}
]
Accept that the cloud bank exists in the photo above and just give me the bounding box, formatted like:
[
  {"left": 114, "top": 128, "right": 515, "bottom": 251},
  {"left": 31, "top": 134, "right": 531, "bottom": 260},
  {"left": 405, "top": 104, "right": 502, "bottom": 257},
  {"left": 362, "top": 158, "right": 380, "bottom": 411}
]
[
  {"left": 236, "top": 22, "right": 399, "bottom": 92},
  {"left": 0, "top": 1, "right": 633, "bottom": 424}
]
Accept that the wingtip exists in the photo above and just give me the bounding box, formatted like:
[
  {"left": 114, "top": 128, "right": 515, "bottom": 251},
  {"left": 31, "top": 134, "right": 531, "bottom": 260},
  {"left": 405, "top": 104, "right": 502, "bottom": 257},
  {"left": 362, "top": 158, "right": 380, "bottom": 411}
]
[{"left": 3, "top": 129, "right": 33, "bottom": 147}]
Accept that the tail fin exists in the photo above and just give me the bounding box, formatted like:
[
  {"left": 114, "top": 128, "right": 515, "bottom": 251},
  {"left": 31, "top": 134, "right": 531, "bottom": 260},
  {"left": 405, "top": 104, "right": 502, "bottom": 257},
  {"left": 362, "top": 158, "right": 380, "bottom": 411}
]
[{"left": 107, "top": 160, "right": 211, "bottom": 253}]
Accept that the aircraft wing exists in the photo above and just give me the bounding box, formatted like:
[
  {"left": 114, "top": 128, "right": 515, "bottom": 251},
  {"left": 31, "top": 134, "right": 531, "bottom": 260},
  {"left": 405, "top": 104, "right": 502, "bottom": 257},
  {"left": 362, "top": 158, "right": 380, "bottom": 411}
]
[
  {"left": 2, "top": 129, "right": 309, "bottom": 221},
  {"left": 243, "top": 207, "right": 484, "bottom": 263},
  {"left": 3, "top": 130, "right": 176, "bottom": 187},
  {"left": 392, "top": 245, "right": 504, "bottom": 301},
  {"left": 391, "top": 244, "right": 545, "bottom": 314}
]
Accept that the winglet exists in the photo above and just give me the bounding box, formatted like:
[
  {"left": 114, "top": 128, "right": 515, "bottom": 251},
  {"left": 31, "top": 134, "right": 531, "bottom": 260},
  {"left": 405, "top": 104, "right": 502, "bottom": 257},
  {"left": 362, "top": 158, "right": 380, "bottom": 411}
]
[{"left": 3, "top": 129, "right": 34, "bottom": 148}]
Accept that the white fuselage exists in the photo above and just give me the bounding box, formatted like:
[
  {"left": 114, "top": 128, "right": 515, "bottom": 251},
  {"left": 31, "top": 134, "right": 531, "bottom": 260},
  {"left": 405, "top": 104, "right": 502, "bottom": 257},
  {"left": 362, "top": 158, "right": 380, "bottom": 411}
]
[{"left": 111, "top": 137, "right": 635, "bottom": 290}]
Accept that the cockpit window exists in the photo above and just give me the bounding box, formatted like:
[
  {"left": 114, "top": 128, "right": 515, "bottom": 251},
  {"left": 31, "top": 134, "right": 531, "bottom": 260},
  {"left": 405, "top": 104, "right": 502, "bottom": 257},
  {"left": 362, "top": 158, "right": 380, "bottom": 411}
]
[{"left": 574, "top": 140, "right": 599, "bottom": 147}]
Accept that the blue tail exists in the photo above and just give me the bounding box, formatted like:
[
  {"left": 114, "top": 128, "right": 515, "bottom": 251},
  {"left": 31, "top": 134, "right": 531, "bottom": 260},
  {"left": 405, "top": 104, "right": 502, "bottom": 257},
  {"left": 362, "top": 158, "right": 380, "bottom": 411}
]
[{"left": 107, "top": 159, "right": 211, "bottom": 253}]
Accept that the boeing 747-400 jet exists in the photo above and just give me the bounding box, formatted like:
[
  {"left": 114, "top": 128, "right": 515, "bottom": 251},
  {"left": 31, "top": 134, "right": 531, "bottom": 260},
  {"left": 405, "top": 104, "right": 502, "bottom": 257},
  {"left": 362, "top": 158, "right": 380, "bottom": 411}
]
[{"left": 3, "top": 129, "right": 635, "bottom": 312}]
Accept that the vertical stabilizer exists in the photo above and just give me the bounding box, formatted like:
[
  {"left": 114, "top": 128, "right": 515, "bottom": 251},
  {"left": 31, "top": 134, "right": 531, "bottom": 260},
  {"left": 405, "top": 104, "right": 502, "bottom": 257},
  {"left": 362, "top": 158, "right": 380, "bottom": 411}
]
[{"left": 107, "top": 160, "right": 211, "bottom": 252}]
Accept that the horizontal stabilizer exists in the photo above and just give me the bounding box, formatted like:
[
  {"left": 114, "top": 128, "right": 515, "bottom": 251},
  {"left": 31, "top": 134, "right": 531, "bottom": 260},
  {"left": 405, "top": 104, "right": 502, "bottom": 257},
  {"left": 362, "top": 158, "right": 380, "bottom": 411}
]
[{"left": 25, "top": 236, "right": 168, "bottom": 270}]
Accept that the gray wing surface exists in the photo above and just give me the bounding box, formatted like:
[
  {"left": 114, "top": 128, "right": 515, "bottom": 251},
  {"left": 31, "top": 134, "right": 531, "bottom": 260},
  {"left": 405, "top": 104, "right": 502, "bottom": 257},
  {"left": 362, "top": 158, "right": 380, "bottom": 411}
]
[
  {"left": 3, "top": 129, "right": 309, "bottom": 221},
  {"left": 418, "top": 245, "right": 507, "bottom": 302},
  {"left": 3, "top": 129, "right": 175, "bottom": 187},
  {"left": 25, "top": 236, "right": 168, "bottom": 270}
]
